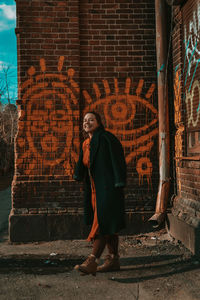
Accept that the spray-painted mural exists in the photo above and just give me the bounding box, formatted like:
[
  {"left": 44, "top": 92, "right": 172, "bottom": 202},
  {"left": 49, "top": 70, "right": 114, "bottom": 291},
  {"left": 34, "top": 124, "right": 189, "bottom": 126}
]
[
  {"left": 16, "top": 56, "right": 158, "bottom": 187},
  {"left": 183, "top": 2, "right": 200, "bottom": 131},
  {"left": 173, "top": 1, "right": 200, "bottom": 192},
  {"left": 185, "top": 79, "right": 200, "bottom": 128},
  {"left": 184, "top": 2, "right": 200, "bottom": 80},
  {"left": 83, "top": 79, "right": 158, "bottom": 187},
  {"left": 17, "top": 56, "right": 80, "bottom": 177}
]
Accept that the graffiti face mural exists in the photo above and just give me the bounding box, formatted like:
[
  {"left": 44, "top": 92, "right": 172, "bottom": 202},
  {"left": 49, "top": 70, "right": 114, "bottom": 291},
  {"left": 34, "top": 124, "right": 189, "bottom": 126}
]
[
  {"left": 17, "top": 57, "right": 79, "bottom": 176},
  {"left": 17, "top": 56, "right": 158, "bottom": 187}
]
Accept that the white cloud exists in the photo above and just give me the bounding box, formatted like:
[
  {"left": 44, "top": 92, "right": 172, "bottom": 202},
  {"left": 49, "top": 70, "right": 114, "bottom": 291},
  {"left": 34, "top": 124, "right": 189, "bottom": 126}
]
[
  {"left": 0, "top": 4, "right": 16, "bottom": 20},
  {"left": 0, "top": 4, "right": 16, "bottom": 32},
  {"left": 0, "top": 20, "right": 10, "bottom": 31}
]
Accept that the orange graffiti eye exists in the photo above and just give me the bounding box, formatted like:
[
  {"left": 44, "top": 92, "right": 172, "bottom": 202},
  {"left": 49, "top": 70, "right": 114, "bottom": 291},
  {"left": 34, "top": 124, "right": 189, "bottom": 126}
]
[
  {"left": 111, "top": 102, "right": 127, "bottom": 118},
  {"left": 83, "top": 78, "right": 158, "bottom": 165},
  {"left": 104, "top": 95, "right": 136, "bottom": 126}
]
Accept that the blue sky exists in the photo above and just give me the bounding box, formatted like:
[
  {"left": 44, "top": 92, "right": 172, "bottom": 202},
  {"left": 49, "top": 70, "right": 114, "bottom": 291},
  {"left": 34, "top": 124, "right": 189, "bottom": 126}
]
[{"left": 0, "top": 0, "right": 17, "bottom": 105}]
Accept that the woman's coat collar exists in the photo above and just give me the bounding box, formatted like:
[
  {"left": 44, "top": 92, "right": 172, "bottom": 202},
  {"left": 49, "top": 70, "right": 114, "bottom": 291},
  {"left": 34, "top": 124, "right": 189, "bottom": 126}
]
[{"left": 89, "top": 126, "right": 105, "bottom": 170}]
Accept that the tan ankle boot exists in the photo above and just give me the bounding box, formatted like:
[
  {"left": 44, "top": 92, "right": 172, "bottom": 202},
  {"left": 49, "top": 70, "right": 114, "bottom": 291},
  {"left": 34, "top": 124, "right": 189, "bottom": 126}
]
[
  {"left": 97, "top": 254, "right": 120, "bottom": 272},
  {"left": 77, "top": 254, "right": 98, "bottom": 276}
]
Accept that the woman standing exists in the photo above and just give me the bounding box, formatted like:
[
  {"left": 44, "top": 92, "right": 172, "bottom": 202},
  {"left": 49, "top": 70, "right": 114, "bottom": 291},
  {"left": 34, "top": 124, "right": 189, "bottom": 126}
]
[{"left": 74, "top": 112, "right": 126, "bottom": 275}]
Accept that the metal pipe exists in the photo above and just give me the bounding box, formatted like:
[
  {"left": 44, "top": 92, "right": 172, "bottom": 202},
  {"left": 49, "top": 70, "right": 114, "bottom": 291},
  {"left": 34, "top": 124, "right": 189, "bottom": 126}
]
[{"left": 149, "top": 0, "right": 170, "bottom": 228}]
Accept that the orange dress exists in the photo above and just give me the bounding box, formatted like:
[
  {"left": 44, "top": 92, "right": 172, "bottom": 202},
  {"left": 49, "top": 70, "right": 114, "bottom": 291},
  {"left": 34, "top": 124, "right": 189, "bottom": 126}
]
[{"left": 82, "top": 138, "right": 99, "bottom": 241}]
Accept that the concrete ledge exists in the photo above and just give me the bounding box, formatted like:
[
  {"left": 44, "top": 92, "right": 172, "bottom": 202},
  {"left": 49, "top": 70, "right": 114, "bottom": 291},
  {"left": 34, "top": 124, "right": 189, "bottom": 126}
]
[
  {"left": 166, "top": 213, "right": 200, "bottom": 256},
  {"left": 9, "top": 211, "right": 154, "bottom": 242}
]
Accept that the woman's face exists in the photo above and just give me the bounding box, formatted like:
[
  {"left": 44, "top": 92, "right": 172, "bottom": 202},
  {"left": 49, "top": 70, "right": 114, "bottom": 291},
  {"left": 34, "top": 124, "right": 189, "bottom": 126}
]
[{"left": 83, "top": 113, "right": 99, "bottom": 134}]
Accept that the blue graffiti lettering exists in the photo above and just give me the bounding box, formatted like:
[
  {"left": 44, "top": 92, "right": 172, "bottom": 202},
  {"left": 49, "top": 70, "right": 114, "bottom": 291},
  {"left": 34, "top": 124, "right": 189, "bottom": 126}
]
[
  {"left": 189, "top": 58, "right": 200, "bottom": 92},
  {"left": 184, "top": 40, "right": 198, "bottom": 87}
]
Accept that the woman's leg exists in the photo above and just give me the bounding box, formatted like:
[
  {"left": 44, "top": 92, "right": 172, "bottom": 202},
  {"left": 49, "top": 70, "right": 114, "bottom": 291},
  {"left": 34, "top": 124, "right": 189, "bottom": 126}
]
[
  {"left": 97, "top": 234, "right": 120, "bottom": 272},
  {"left": 106, "top": 234, "right": 119, "bottom": 255},
  {"left": 92, "top": 235, "right": 107, "bottom": 258},
  {"left": 77, "top": 235, "right": 106, "bottom": 275}
]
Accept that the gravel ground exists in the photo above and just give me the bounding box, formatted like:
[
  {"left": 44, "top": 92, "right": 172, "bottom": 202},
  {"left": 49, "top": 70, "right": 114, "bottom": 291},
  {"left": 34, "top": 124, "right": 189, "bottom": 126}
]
[{"left": 0, "top": 229, "right": 200, "bottom": 300}]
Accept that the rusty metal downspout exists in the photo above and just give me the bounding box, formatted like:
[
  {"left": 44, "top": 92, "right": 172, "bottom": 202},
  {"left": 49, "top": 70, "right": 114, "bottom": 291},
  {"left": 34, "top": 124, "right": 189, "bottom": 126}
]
[{"left": 148, "top": 0, "right": 170, "bottom": 227}]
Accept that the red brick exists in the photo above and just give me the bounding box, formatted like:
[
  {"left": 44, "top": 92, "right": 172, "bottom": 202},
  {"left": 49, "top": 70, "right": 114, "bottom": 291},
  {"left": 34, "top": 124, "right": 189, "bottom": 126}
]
[{"left": 15, "top": 0, "right": 158, "bottom": 217}]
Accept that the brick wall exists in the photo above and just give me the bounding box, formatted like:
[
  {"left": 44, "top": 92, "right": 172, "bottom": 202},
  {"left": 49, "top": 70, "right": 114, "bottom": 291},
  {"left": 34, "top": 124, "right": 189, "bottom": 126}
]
[
  {"left": 171, "top": 2, "right": 200, "bottom": 229},
  {"left": 11, "top": 0, "right": 159, "bottom": 240},
  {"left": 79, "top": 0, "right": 158, "bottom": 210},
  {"left": 172, "top": 6, "right": 185, "bottom": 198},
  {"left": 14, "top": 0, "right": 81, "bottom": 213}
]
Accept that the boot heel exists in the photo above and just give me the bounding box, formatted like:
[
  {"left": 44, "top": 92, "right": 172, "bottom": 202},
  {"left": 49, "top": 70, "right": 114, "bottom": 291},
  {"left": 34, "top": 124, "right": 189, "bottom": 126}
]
[{"left": 76, "top": 255, "right": 97, "bottom": 276}]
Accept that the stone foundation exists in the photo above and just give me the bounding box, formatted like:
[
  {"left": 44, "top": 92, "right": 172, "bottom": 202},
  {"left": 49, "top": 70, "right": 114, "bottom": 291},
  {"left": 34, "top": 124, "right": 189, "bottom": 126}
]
[
  {"left": 166, "top": 213, "right": 200, "bottom": 256},
  {"left": 9, "top": 210, "right": 154, "bottom": 242}
]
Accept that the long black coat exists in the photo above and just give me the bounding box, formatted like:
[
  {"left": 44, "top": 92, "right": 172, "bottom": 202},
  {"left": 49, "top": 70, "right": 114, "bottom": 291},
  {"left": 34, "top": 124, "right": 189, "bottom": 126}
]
[{"left": 74, "top": 127, "right": 126, "bottom": 235}]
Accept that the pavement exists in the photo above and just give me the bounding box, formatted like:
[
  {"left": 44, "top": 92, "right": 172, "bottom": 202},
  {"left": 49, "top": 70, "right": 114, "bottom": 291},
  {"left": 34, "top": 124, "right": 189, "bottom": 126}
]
[
  {"left": 0, "top": 185, "right": 200, "bottom": 299},
  {"left": 0, "top": 229, "right": 200, "bottom": 300}
]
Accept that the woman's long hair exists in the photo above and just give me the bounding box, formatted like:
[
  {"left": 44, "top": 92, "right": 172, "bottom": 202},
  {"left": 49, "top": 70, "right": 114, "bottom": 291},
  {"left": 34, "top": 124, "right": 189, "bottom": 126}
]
[{"left": 82, "top": 111, "right": 105, "bottom": 139}]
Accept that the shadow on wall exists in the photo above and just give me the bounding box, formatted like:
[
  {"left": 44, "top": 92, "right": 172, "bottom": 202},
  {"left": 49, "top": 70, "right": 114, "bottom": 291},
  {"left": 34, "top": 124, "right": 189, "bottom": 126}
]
[
  {"left": 0, "top": 104, "right": 18, "bottom": 176},
  {"left": 0, "top": 185, "right": 12, "bottom": 239}
]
